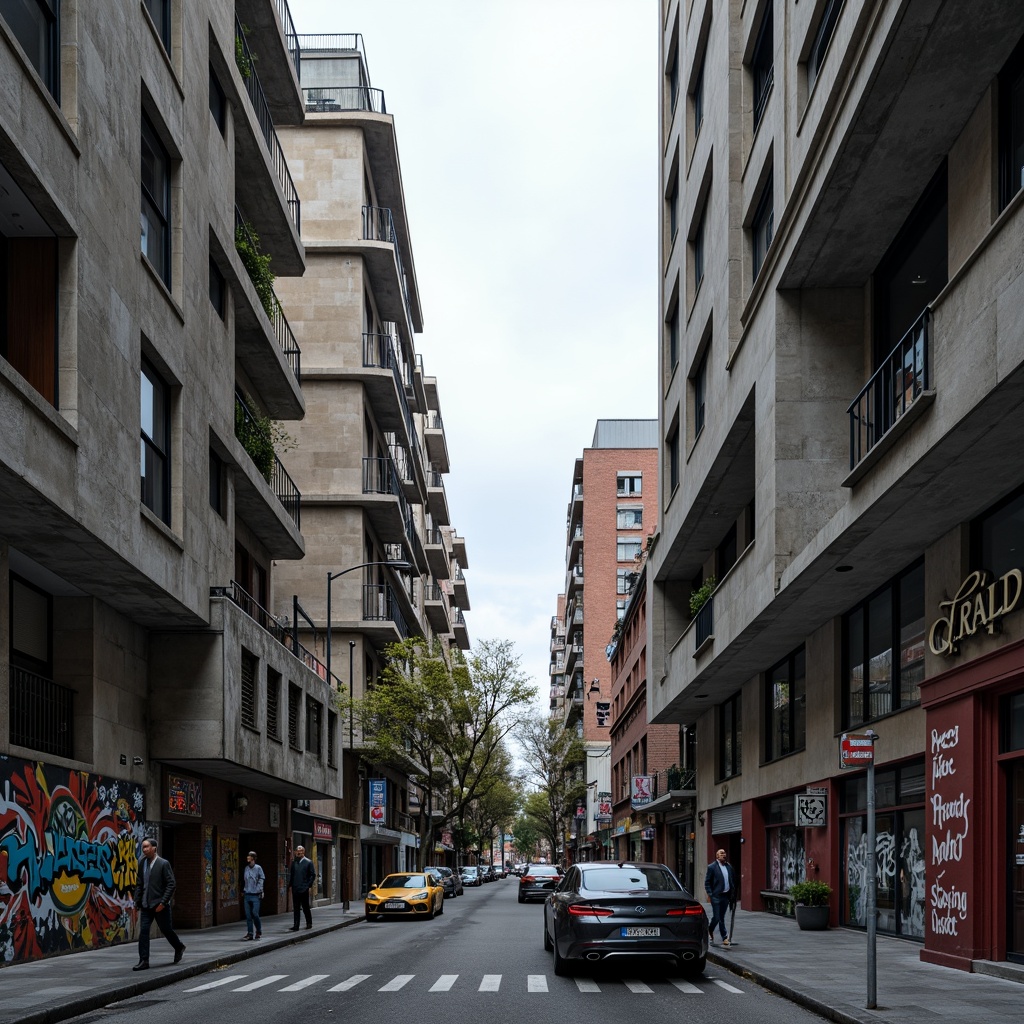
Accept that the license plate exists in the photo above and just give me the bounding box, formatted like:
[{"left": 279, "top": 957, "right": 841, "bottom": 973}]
[
  {"left": 384, "top": 902, "right": 404, "bottom": 910},
  {"left": 621, "top": 926, "right": 660, "bottom": 937}
]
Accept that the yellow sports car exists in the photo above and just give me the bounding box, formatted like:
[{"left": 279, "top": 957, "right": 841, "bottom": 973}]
[{"left": 364, "top": 871, "right": 446, "bottom": 921}]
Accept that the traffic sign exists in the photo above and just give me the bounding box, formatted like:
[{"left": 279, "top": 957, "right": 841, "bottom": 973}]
[{"left": 840, "top": 732, "right": 875, "bottom": 769}]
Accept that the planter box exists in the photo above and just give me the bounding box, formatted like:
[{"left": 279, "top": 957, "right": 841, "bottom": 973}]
[{"left": 794, "top": 905, "right": 829, "bottom": 930}]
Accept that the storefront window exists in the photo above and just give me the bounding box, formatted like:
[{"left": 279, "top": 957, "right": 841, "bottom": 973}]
[
  {"left": 1005, "top": 692, "right": 1024, "bottom": 752},
  {"left": 765, "top": 795, "right": 805, "bottom": 893}
]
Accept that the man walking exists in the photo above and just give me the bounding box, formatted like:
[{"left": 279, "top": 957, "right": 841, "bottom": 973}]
[
  {"left": 242, "top": 850, "right": 265, "bottom": 940},
  {"left": 704, "top": 848, "right": 738, "bottom": 947},
  {"left": 133, "top": 837, "right": 186, "bottom": 970},
  {"left": 288, "top": 845, "right": 316, "bottom": 930}
]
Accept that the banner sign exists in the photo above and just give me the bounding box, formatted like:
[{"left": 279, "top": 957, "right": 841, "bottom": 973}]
[
  {"left": 631, "top": 776, "right": 652, "bottom": 809},
  {"left": 313, "top": 820, "right": 333, "bottom": 840},
  {"left": 795, "top": 793, "right": 827, "bottom": 827},
  {"left": 369, "top": 779, "right": 386, "bottom": 806}
]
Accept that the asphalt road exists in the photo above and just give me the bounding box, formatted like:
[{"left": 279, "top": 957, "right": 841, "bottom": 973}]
[{"left": 64, "top": 878, "right": 827, "bottom": 1024}]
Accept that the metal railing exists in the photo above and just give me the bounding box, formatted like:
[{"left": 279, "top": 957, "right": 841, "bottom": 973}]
[
  {"left": 234, "top": 393, "right": 301, "bottom": 528},
  {"left": 363, "top": 583, "right": 409, "bottom": 637},
  {"left": 364, "top": 332, "right": 415, "bottom": 442},
  {"left": 273, "top": 0, "right": 301, "bottom": 79},
  {"left": 695, "top": 595, "right": 714, "bottom": 649},
  {"left": 848, "top": 310, "right": 930, "bottom": 470},
  {"left": 234, "top": 209, "right": 301, "bottom": 384},
  {"left": 235, "top": 19, "right": 301, "bottom": 233},
  {"left": 297, "top": 32, "right": 366, "bottom": 58},
  {"left": 362, "top": 205, "right": 414, "bottom": 330},
  {"left": 427, "top": 411, "right": 444, "bottom": 432},
  {"left": 425, "top": 582, "right": 445, "bottom": 603},
  {"left": 9, "top": 667, "right": 74, "bottom": 758},
  {"left": 451, "top": 608, "right": 466, "bottom": 629},
  {"left": 651, "top": 766, "right": 697, "bottom": 797},
  {"left": 303, "top": 87, "right": 386, "bottom": 114}
]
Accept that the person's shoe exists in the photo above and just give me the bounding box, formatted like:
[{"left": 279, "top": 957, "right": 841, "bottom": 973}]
[
  {"left": 255, "top": 933, "right": 262, "bottom": 940},
  {"left": 242, "top": 934, "right": 253, "bottom": 940},
  {"left": 708, "top": 936, "right": 715, "bottom": 945},
  {"left": 173, "top": 946, "right": 185, "bottom": 964},
  {"left": 305, "top": 924, "right": 313, "bottom": 930},
  {"left": 132, "top": 961, "right": 149, "bottom": 971},
  {"left": 287, "top": 926, "right": 299, "bottom": 932},
  {"left": 722, "top": 938, "right": 731, "bottom": 947}
]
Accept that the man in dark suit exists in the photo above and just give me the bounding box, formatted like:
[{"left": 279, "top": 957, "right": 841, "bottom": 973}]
[
  {"left": 288, "top": 846, "right": 316, "bottom": 930},
  {"left": 133, "top": 837, "right": 186, "bottom": 970},
  {"left": 703, "top": 848, "right": 738, "bottom": 947}
]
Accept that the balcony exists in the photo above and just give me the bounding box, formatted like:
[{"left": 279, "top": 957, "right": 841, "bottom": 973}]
[
  {"left": 361, "top": 583, "right": 410, "bottom": 644},
  {"left": 234, "top": 392, "right": 302, "bottom": 532},
  {"left": 566, "top": 562, "right": 584, "bottom": 599},
  {"left": 642, "top": 767, "right": 698, "bottom": 813},
  {"left": 424, "top": 523, "right": 451, "bottom": 580},
  {"left": 362, "top": 205, "right": 415, "bottom": 335},
  {"left": 427, "top": 470, "right": 450, "bottom": 526},
  {"left": 236, "top": 0, "right": 303, "bottom": 124},
  {"left": 9, "top": 667, "right": 74, "bottom": 759},
  {"left": 362, "top": 332, "right": 419, "bottom": 458},
  {"left": 450, "top": 532, "right": 468, "bottom": 569},
  {"left": 424, "top": 582, "right": 451, "bottom": 634},
  {"left": 847, "top": 310, "right": 934, "bottom": 483},
  {"left": 303, "top": 85, "right": 386, "bottom": 114},
  {"left": 424, "top": 410, "right": 450, "bottom": 474},
  {"left": 565, "top": 639, "right": 583, "bottom": 677},
  {"left": 549, "top": 655, "right": 565, "bottom": 676},
  {"left": 567, "top": 482, "right": 583, "bottom": 531},
  {"left": 568, "top": 524, "right": 583, "bottom": 564},
  {"left": 451, "top": 607, "right": 470, "bottom": 650},
  {"left": 361, "top": 456, "right": 414, "bottom": 547},
  {"left": 694, "top": 594, "right": 714, "bottom": 654},
  {"left": 452, "top": 560, "right": 470, "bottom": 610},
  {"left": 149, "top": 587, "right": 340, "bottom": 800},
  {"left": 233, "top": 19, "right": 303, "bottom": 274}
]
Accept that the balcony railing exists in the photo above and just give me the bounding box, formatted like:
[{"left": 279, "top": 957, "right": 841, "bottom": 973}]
[
  {"left": 363, "top": 583, "right": 408, "bottom": 637},
  {"left": 364, "top": 332, "right": 415, "bottom": 442},
  {"left": 234, "top": 209, "right": 302, "bottom": 383},
  {"left": 303, "top": 86, "right": 386, "bottom": 114},
  {"left": 848, "top": 310, "right": 930, "bottom": 470},
  {"left": 236, "top": 20, "right": 301, "bottom": 233},
  {"left": 273, "top": 0, "right": 301, "bottom": 79},
  {"left": 694, "top": 595, "right": 714, "bottom": 650},
  {"left": 362, "top": 205, "right": 414, "bottom": 329},
  {"left": 297, "top": 32, "right": 366, "bottom": 58},
  {"left": 9, "top": 666, "right": 74, "bottom": 758},
  {"left": 234, "top": 392, "right": 302, "bottom": 529}
]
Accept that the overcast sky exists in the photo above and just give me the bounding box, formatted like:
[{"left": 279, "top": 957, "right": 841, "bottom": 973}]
[{"left": 288, "top": 1, "right": 659, "bottom": 712}]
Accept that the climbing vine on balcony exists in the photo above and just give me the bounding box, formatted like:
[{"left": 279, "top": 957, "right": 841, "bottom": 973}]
[
  {"left": 235, "top": 220, "right": 280, "bottom": 322},
  {"left": 235, "top": 25, "right": 254, "bottom": 79}
]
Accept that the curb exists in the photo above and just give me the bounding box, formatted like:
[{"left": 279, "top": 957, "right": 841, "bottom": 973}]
[{"left": 6, "top": 915, "right": 364, "bottom": 1024}]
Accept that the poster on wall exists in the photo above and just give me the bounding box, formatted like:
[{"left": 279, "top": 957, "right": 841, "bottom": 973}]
[
  {"left": 219, "top": 836, "right": 238, "bottom": 905},
  {"left": 0, "top": 755, "right": 146, "bottom": 965},
  {"left": 202, "top": 826, "right": 214, "bottom": 920}
]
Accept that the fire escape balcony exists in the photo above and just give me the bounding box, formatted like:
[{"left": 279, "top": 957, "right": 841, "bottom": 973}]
[{"left": 427, "top": 470, "right": 450, "bottom": 526}]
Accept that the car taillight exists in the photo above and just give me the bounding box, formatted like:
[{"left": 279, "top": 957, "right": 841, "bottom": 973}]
[
  {"left": 666, "top": 905, "right": 706, "bottom": 916},
  {"left": 520, "top": 875, "right": 534, "bottom": 883},
  {"left": 568, "top": 904, "right": 613, "bottom": 917}
]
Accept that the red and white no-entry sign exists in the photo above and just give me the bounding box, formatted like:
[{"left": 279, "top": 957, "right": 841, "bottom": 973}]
[{"left": 840, "top": 732, "right": 875, "bottom": 769}]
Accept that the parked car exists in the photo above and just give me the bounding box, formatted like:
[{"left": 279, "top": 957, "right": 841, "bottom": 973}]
[
  {"left": 518, "top": 862, "right": 563, "bottom": 903},
  {"left": 482, "top": 865, "right": 495, "bottom": 882},
  {"left": 364, "top": 871, "right": 446, "bottom": 922},
  {"left": 460, "top": 865, "right": 483, "bottom": 887},
  {"left": 425, "top": 865, "right": 463, "bottom": 898},
  {"left": 543, "top": 862, "right": 708, "bottom": 976}
]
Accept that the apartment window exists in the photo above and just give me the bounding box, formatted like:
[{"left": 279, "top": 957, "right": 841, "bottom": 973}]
[
  {"left": 717, "top": 522, "right": 738, "bottom": 577},
  {"left": 693, "top": 347, "right": 708, "bottom": 437},
  {"left": 667, "top": 423, "right": 680, "bottom": 493},
  {"left": 999, "top": 37, "right": 1024, "bottom": 210},
  {"left": 668, "top": 171, "right": 679, "bottom": 243},
  {"left": 267, "top": 668, "right": 282, "bottom": 740},
  {"left": 143, "top": 0, "right": 170, "bottom": 52},
  {"left": 751, "top": 1, "right": 774, "bottom": 128},
  {"left": 617, "top": 473, "right": 642, "bottom": 496},
  {"left": 667, "top": 37, "right": 680, "bottom": 112},
  {"left": 667, "top": 301, "right": 680, "bottom": 373},
  {"left": 1, "top": 0, "right": 59, "bottom": 99},
  {"left": 752, "top": 174, "right": 774, "bottom": 280},
  {"left": 141, "top": 116, "right": 171, "bottom": 286},
  {"left": 693, "top": 207, "right": 706, "bottom": 290},
  {"left": 327, "top": 710, "right": 338, "bottom": 767},
  {"left": 843, "top": 561, "right": 925, "bottom": 727},
  {"left": 288, "top": 683, "right": 301, "bottom": 749},
  {"left": 209, "top": 257, "right": 226, "bottom": 319},
  {"left": 718, "top": 692, "right": 742, "bottom": 780},
  {"left": 240, "top": 648, "right": 257, "bottom": 729},
  {"left": 973, "top": 484, "right": 1024, "bottom": 581},
  {"left": 617, "top": 537, "right": 642, "bottom": 562},
  {"left": 692, "top": 53, "right": 705, "bottom": 138},
  {"left": 209, "top": 65, "right": 226, "bottom": 135},
  {"left": 807, "top": 0, "right": 845, "bottom": 92},
  {"left": 616, "top": 597, "right": 628, "bottom": 617},
  {"left": 140, "top": 356, "right": 170, "bottom": 524},
  {"left": 765, "top": 647, "right": 805, "bottom": 761},
  {"left": 617, "top": 568, "right": 636, "bottom": 595},
  {"left": 617, "top": 506, "right": 643, "bottom": 529},
  {"left": 306, "top": 697, "right": 322, "bottom": 759},
  {"left": 209, "top": 448, "right": 225, "bottom": 517}
]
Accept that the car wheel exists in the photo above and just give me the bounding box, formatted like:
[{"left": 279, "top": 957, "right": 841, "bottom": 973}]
[
  {"left": 543, "top": 911, "right": 553, "bottom": 952},
  {"left": 364, "top": 913, "right": 372, "bottom": 922},
  {"left": 517, "top": 892, "right": 525, "bottom": 904},
  {"left": 682, "top": 953, "right": 706, "bottom": 977},
  {"left": 552, "top": 932, "right": 570, "bottom": 977}
]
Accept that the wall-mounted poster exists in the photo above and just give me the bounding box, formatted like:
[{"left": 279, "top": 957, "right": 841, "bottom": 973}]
[
  {"left": 202, "top": 826, "right": 214, "bottom": 920},
  {"left": 219, "top": 835, "right": 238, "bottom": 905},
  {"left": 0, "top": 755, "right": 146, "bottom": 965}
]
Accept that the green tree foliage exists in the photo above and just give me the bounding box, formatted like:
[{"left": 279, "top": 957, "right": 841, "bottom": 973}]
[{"left": 511, "top": 807, "right": 542, "bottom": 862}]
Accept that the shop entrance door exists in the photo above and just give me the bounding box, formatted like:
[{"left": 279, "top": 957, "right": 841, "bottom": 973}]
[{"left": 1010, "top": 761, "right": 1024, "bottom": 964}]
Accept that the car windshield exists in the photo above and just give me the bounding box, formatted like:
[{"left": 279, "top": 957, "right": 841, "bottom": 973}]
[
  {"left": 580, "top": 866, "right": 683, "bottom": 892},
  {"left": 463, "top": 868, "right": 477, "bottom": 874},
  {"left": 527, "top": 865, "right": 560, "bottom": 876},
  {"left": 382, "top": 874, "right": 428, "bottom": 888}
]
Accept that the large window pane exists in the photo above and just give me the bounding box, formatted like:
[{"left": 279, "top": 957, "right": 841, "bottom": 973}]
[
  {"left": 0, "top": 0, "right": 58, "bottom": 99},
  {"left": 867, "top": 589, "right": 892, "bottom": 719},
  {"left": 140, "top": 358, "right": 169, "bottom": 523},
  {"left": 899, "top": 809, "right": 926, "bottom": 938},
  {"left": 899, "top": 563, "right": 925, "bottom": 707},
  {"left": 846, "top": 606, "right": 865, "bottom": 726},
  {"left": 141, "top": 117, "right": 170, "bottom": 284}
]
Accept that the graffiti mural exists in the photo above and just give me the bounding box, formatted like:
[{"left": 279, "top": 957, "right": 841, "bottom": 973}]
[
  {"left": 202, "top": 826, "right": 214, "bottom": 920},
  {"left": 219, "top": 835, "right": 238, "bottom": 904},
  {"left": 0, "top": 756, "right": 145, "bottom": 965}
]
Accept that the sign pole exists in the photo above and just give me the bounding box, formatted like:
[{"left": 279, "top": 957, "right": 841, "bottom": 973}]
[{"left": 865, "top": 728, "right": 878, "bottom": 1010}]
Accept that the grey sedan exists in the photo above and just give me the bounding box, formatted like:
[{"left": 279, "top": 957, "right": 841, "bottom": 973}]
[{"left": 543, "top": 862, "right": 708, "bottom": 977}]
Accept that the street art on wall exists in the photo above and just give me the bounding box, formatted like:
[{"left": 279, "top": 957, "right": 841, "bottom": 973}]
[
  {"left": 219, "top": 835, "right": 238, "bottom": 904},
  {"left": 0, "top": 756, "right": 145, "bottom": 964},
  {"left": 202, "top": 826, "right": 214, "bottom": 920}
]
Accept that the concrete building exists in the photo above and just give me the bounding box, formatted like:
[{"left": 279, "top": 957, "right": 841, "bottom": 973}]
[
  {"left": 0, "top": 0, "right": 338, "bottom": 964},
  {"left": 555, "top": 419, "right": 657, "bottom": 860},
  {"left": 652, "top": 0, "right": 1024, "bottom": 970},
  {"left": 274, "top": 33, "right": 471, "bottom": 901}
]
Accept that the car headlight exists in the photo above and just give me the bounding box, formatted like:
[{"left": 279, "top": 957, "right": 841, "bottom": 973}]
[
  {"left": 366, "top": 892, "right": 381, "bottom": 901},
  {"left": 412, "top": 891, "right": 429, "bottom": 900}
]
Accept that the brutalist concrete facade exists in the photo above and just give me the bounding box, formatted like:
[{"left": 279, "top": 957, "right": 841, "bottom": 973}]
[
  {"left": 0, "top": 1, "right": 341, "bottom": 962},
  {"left": 652, "top": 0, "right": 1024, "bottom": 968}
]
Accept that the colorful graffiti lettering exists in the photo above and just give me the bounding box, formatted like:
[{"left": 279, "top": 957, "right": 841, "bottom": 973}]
[{"left": 0, "top": 756, "right": 146, "bottom": 965}]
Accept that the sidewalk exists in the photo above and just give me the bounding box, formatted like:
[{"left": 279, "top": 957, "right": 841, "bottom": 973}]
[
  {"left": 708, "top": 907, "right": 1024, "bottom": 1024},
  {"left": 1, "top": 903, "right": 1023, "bottom": 1024},
  {"left": 0, "top": 901, "right": 367, "bottom": 1024}
]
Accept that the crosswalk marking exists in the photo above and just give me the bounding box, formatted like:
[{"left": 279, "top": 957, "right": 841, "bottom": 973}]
[
  {"left": 479, "top": 974, "right": 501, "bottom": 991},
  {"left": 233, "top": 975, "right": 289, "bottom": 991},
  {"left": 574, "top": 977, "right": 601, "bottom": 992},
  {"left": 527, "top": 974, "right": 548, "bottom": 992},
  {"left": 379, "top": 974, "right": 415, "bottom": 991},
  {"left": 185, "top": 976, "right": 248, "bottom": 992},
  {"left": 712, "top": 978, "right": 744, "bottom": 993},
  {"left": 624, "top": 979, "right": 654, "bottom": 993},
  {"left": 328, "top": 974, "right": 371, "bottom": 992},
  {"left": 280, "top": 974, "right": 330, "bottom": 991},
  {"left": 430, "top": 975, "right": 458, "bottom": 992},
  {"left": 670, "top": 979, "right": 704, "bottom": 994}
]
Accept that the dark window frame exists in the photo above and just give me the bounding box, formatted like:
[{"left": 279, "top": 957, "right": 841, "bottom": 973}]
[
  {"left": 751, "top": 0, "right": 774, "bottom": 129},
  {"left": 971, "top": 481, "right": 1024, "bottom": 582},
  {"left": 752, "top": 174, "right": 774, "bottom": 280},
  {"left": 718, "top": 691, "right": 742, "bottom": 781},
  {"left": 141, "top": 115, "right": 171, "bottom": 286},
  {"left": 692, "top": 52, "right": 705, "bottom": 138},
  {"left": 143, "top": 0, "right": 170, "bottom": 53},
  {"left": 668, "top": 423, "right": 680, "bottom": 493},
  {"left": 764, "top": 646, "right": 806, "bottom": 762},
  {"left": 999, "top": 35, "right": 1024, "bottom": 211},
  {"left": 1, "top": 0, "right": 60, "bottom": 100},
  {"left": 693, "top": 347, "right": 708, "bottom": 437},
  {"left": 668, "top": 171, "right": 679, "bottom": 243},
  {"left": 140, "top": 355, "right": 171, "bottom": 523},
  {"left": 668, "top": 300, "right": 679, "bottom": 373},
  {"left": 807, "top": 0, "right": 845, "bottom": 92},
  {"left": 209, "top": 256, "right": 226, "bottom": 318},
  {"left": 209, "top": 64, "right": 226, "bottom": 135},
  {"left": 693, "top": 206, "right": 706, "bottom": 290}
]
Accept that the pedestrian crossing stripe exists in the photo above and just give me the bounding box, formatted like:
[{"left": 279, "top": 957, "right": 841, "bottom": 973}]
[{"left": 184, "top": 973, "right": 744, "bottom": 995}]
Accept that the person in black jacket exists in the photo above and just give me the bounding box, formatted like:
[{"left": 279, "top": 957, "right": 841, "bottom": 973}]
[
  {"left": 288, "top": 846, "right": 316, "bottom": 930},
  {"left": 703, "top": 848, "right": 738, "bottom": 947},
  {"left": 133, "top": 837, "right": 186, "bottom": 970}
]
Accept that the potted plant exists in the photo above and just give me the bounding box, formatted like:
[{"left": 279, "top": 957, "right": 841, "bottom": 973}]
[
  {"left": 789, "top": 880, "right": 832, "bottom": 930},
  {"left": 689, "top": 576, "right": 716, "bottom": 616}
]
